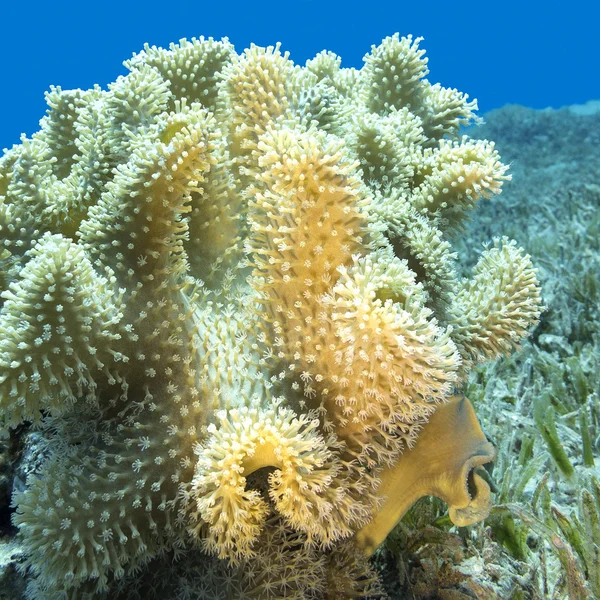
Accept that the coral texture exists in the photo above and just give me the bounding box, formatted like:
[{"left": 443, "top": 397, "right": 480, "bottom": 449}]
[{"left": 0, "top": 34, "right": 542, "bottom": 597}]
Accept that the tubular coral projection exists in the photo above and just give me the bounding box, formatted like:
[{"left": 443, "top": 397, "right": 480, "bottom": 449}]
[{"left": 0, "top": 33, "right": 542, "bottom": 598}]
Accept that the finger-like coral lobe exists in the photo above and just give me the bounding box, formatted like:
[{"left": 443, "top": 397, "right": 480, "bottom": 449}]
[{"left": 0, "top": 33, "right": 542, "bottom": 598}]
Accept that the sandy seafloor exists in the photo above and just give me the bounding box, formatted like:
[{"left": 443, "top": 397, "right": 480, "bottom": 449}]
[{"left": 1, "top": 101, "right": 599, "bottom": 599}]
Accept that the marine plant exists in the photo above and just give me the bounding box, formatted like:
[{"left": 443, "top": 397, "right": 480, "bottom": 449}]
[
  {"left": 0, "top": 34, "right": 542, "bottom": 597},
  {"left": 440, "top": 131, "right": 600, "bottom": 599}
]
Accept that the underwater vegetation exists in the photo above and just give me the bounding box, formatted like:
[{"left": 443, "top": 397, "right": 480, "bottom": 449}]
[
  {"left": 4, "top": 33, "right": 595, "bottom": 600},
  {"left": 371, "top": 105, "right": 600, "bottom": 600}
]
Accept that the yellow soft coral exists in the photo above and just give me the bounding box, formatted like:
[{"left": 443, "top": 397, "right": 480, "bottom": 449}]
[{"left": 0, "top": 33, "right": 543, "bottom": 598}]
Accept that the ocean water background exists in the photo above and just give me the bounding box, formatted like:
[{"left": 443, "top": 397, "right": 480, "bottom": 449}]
[{"left": 2, "top": 0, "right": 599, "bottom": 151}]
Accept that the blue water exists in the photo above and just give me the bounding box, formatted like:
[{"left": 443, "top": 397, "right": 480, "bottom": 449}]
[{"left": 2, "top": 0, "right": 598, "bottom": 150}]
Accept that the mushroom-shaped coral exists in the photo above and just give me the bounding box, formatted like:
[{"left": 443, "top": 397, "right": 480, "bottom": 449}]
[{"left": 0, "top": 33, "right": 542, "bottom": 598}]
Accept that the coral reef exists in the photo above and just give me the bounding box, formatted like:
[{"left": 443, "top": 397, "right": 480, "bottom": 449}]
[{"left": 0, "top": 34, "right": 542, "bottom": 597}]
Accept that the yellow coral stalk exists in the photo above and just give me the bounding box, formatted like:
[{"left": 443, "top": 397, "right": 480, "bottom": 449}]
[{"left": 353, "top": 395, "right": 495, "bottom": 556}]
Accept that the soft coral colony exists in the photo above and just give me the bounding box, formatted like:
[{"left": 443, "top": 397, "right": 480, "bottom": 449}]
[{"left": 0, "top": 33, "right": 542, "bottom": 598}]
